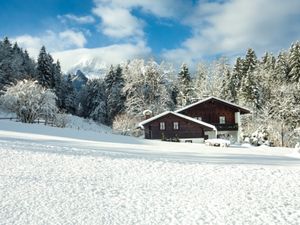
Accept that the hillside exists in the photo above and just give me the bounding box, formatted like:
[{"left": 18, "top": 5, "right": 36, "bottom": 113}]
[{"left": 0, "top": 119, "right": 300, "bottom": 224}]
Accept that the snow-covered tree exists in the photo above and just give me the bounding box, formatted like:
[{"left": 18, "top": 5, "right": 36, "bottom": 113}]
[
  {"left": 63, "top": 74, "right": 76, "bottom": 114},
  {"left": 194, "top": 62, "right": 208, "bottom": 99},
  {"left": 0, "top": 37, "right": 14, "bottom": 90},
  {"left": 239, "top": 49, "right": 261, "bottom": 110},
  {"left": 289, "top": 42, "right": 300, "bottom": 83},
  {"left": 176, "top": 63, "right": 193, "bottom": 107},
  {"left": 78, "top": 78, "right": 106, "bottom": 123},
  {"left": 275, "top": 51, "right": 290, "bottom": 83},
  {"left": 123, "top": 59, "right": 171, "bottom": 116},
  {"left": 53, "top": 60, "right": 64, "bottom": 109},
  {"left": 36, "top": 46, "right": 55, "bottom": 89},
  {"left": 105, "top": 65, "right": 125, "bottom": 125},
  {"left": 123, "top": 59, "right": 145, "bottom": 116},
  {"left": 0, "top": 79, "right": 57, "bottom": 123}
]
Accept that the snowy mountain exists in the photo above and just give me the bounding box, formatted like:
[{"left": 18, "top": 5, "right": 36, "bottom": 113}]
[
  {"left": 71, "top": 70, "right": 88, "bottom": 91},
  {"left": 67, "top": 58, "right": 109, "bottom": 78},
  {"left": 52, "top": 44, "right": 149, "bottom": 78}
]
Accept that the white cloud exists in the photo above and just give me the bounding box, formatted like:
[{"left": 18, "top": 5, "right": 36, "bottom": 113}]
[
  {"left": 12, "top": 35, "right": 43, "bottom": 58},
  {"left": 163, "top": 0, "right": 300, "bottom": 64},
  {"left": 59, "top": 30, "right": 87, "bottom": 48},
  {"left": 52, "top": 41, "right": 151, "bottom": 72},
  {"left": 93, "top": 6, "right": 144, "bottom": 38},
  {"left": 92, "top": 0, "right": 188, "bottom": 40},
  {"left": 58, "top": 14, "right": 95, "bottom": 24},
  {"left": 12, "top": 30, "right": 87, "bottom": 59},
  {"left": 94, "top": 0, "right": 188, "bottom": 18}
]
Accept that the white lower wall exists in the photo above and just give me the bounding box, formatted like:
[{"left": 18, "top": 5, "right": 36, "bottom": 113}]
[
  {"left": 179, "top": 138, "right": 205, "bottom": 143},
  {"left": 205, "top": 130, "right": 239, "bottom": 143},
  {"left": 205, "top": 131, "right": 217, "bottom": 139}
]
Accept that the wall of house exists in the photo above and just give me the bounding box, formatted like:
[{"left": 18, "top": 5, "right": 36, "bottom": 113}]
[
  {"left": 204, "top": 130, "right": 238, "bottom": 143},
  {"left": 179, "top": 100, "right": 237, "bottom": 125},
  {"left": 143, "top": 114, "right": 212, "bottom": 139}
]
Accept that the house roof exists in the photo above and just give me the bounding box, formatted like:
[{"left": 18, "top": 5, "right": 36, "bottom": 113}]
[
  {"left": 175, "top": 96, "right": 251, "bottom": 114},
  {"left": 139, "top": 111, "right": 217, "bottom": 130}
]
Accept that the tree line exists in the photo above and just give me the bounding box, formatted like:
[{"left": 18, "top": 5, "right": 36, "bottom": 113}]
[{"left": 0, "top": 37, "right": 299, "bottom": 146}]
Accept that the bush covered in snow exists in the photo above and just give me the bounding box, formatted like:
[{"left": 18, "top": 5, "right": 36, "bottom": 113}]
[
  {"left": 112, "top": 114, "right": 142, "bottom": 137},
  {"left": 53, "top": 113, "right": 68, "bottom": 128},
  {"left": 0, "top": 80, "right": 58, "bottom": 123},
  {"left": 249, "top": 127, "right": 271, "bottom": 146}
]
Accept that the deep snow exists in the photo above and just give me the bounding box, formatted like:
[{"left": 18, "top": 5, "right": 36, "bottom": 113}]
[{"left": 0, "top": 119, "right": 300, "bottom": 225}]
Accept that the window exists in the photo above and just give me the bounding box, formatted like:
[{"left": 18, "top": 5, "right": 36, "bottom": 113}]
[
  {"left": 160, "top": 122, "right": 165, "bottom": 130},
  {"left": 219, "top": 116, "right": 226, "bottom": 124},
  {"left": 173, "top": 122, "right": 179, "bottom": 130}
]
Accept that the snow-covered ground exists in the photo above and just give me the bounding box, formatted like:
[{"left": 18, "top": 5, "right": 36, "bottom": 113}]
[{"left": 0, "top": 119, "right": 300, "bottom": 225}]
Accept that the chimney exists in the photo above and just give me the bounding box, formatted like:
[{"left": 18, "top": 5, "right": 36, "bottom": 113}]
[{"left": 143, "top": 109, "right": 153, "bottom": 120}]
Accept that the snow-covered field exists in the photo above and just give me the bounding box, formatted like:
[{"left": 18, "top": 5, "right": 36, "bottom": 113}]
[{"left": 0, "top": 119, "right": 300, "bottom": 225}]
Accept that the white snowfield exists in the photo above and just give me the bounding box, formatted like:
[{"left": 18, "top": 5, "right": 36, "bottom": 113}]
[{"left": 0, "top": 119, "right": 300, "bottom": 225}]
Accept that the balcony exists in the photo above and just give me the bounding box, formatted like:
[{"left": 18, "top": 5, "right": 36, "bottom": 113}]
[{"left": 212, "top": 123, "right": 238, "bottom": 131}]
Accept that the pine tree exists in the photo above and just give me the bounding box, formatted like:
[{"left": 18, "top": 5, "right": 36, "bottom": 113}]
[
  {"left": 36, "top": 46, "right": 55, "bottom": 89},
  {"left": 239, "top": 49, "right": 260, "bottom": 109},
  {"left": 53, "top": 60, "right": 64, "bottom": 109},
  {"left": 143, "top": 60, "right": 171, "bottom": 114},
  {"left": 78, "top": 78, "right": 107, "bottom": 123},
  {"left": 275, "top": 51, "right": 290, "bottom": 83},
  {"left": 104, "top": 65, "right": 125, "bottom": 125},
  {"left": 221, "top": 69, "right": 235, "bottom": 102},
  {"left": 0, "top": 37, "right": 14, "bottom": 90},
  {"left": 261, "top": 52, "right": 276, "bottom": 71},
  {"left": 243, "top": 48, "right": 257, "bottom": 73},
  {"left": 176, "top": 63, "right": 193, "bottom": 107},
  {"left": 22, "top": 50, "right": 36, "bottom": 80},
  {"left": 289, "top": 42, "right": 300, "bottom": 83},
  {"left": 231, "top": 57, "right": 244, "bottom": 102},
  {"left": 194, "top": 62, "right": 208, "bottom": 99},
  {"left": 64, "top": 74, "right": 76, "bottom": 114}
]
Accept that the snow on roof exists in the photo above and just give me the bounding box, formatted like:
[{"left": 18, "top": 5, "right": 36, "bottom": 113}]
[
  {"left": 175, "top": 96, "right": 251, "bottom": 114},
  {"left": 139, "top": 111, "right": 216, "bottom": 130}
]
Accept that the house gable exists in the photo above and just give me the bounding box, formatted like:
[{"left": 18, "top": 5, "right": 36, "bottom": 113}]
[
  {"left": 175, "top": 97, "right": 250, "bottom": 126},
  {"left": 176, "top": 96, "right": 251, "bottom": 115},
  {"left": 139, "top": 111, "right": 216, "bottom": 139}
]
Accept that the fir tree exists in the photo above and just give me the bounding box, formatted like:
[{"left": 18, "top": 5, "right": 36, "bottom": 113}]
[
  {"left": 275, "top": 51, "right": 290, "bottom": 83},
  {"left": 0, "top": 37, "right": 14, "bottom": 90},
  {"left": 78, "top": 78, "right": 107, "bottom": 123},
  {"left": 53, "top": 60, "right": 64, "bottom": 109},
  {"left": 105, "top": 65, "right": 125, "bottom": 125},
  {"left": 64, "top": 74, "right": 76, "bottom": 114},
  {"left": 194, "top": 62, "right": 208, "bottom": 99},
  {"left": 289, "top": 42, "right": 300, "bottom": 83},
  {"left": 36, "top": 46, "right": 55, "bottom": 89},
  {"left": 176, "top": 63, "right": 193, "bottom": 107},
  {"left": 239, "top": 49, "right": 261, "bottom": 110}
]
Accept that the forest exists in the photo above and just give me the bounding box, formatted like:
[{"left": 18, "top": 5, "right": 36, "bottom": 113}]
[{"left": 0, "top": 37, "right": 299, "bottom": 147}]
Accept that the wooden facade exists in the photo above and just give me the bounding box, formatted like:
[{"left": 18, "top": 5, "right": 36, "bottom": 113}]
[
  {"left": 139, "top": 97, "right": 250, "bottom": 140},
  {"left": 142, "top": 113, "right": 214, "bottom": 139},
  {"left": 177, "top": 98, "right": 246, "bottom": 131}
]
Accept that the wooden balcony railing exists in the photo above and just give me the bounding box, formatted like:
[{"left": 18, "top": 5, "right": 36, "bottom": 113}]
[{"left": 212, "top": 123, "right": 238, "bottom": 131}]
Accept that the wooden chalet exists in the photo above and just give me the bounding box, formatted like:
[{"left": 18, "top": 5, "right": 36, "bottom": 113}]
[{"left": 139, "top": 96, "right": 251, "bottom": 143}]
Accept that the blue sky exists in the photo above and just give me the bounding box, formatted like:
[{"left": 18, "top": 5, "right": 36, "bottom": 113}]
[{"left": 1, "top": 0, "right": 300, "bottom": 71}]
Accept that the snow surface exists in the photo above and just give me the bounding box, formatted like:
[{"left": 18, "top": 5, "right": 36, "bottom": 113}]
[{"left": 1, "top": 119, "right": 300, "bottom": 225}]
